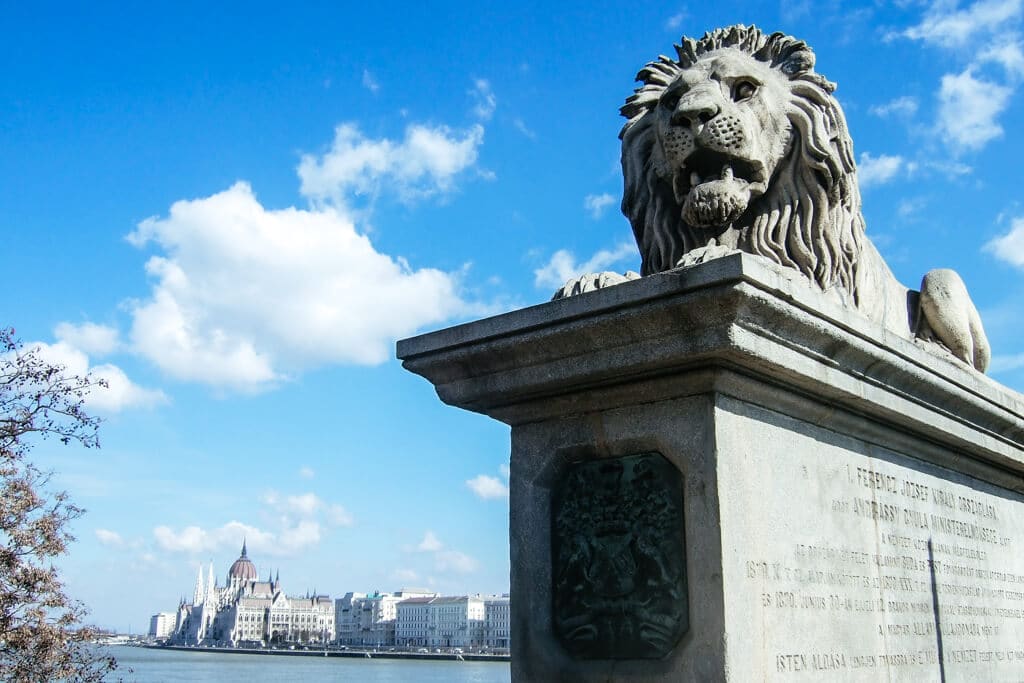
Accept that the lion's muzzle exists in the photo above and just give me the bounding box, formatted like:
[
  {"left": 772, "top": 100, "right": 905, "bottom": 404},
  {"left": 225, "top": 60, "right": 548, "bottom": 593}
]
[
  {"left": 674, "top": 148, "right": 768, "bottom": 228},
  {"left": 661, "top": 90, "right": 771, "bottom": 229}
]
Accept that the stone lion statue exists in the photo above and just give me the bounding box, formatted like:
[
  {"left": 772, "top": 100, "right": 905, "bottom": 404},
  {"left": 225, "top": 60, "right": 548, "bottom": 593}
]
[{"left": 554, "top": 25, "right": 990, "bottom": 372}]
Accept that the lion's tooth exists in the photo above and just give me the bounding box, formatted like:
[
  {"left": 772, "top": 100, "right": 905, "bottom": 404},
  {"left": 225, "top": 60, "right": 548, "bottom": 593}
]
[
  {"left": 690, "top": 171, "right": 701, "bottom": 187},
  {"left": 721, "top": 165, "right": 734, "bottom": 181}
]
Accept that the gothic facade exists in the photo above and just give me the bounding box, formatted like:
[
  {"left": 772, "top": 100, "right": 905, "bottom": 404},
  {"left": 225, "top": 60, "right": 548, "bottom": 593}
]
[{"left": 170, "top": 542, "right": 334, "bottom": 646}]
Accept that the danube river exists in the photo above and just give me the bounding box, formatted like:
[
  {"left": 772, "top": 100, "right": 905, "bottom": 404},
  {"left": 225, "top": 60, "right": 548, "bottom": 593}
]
[{"left": 105, "top": 646, "right": 511, "bottom": 682}]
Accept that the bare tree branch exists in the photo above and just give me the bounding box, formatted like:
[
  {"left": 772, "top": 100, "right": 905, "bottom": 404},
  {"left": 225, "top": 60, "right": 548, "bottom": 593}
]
[{"left": 0, "top": 327, "right": 118, "bottom": 681}]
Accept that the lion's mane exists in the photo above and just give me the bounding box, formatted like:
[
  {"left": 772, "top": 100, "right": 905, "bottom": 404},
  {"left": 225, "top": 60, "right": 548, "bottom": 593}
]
[{"left": 621, "top": 25, "right": 866, "bottom": 304}]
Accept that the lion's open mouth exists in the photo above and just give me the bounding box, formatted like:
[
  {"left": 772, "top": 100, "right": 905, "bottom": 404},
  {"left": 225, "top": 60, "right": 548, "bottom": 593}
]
[
  {"left": 673, "top": 149, "right": 767, "bottom": 203},
  {"left": 673, "top": 149, "right": 768, "bottom": 228}
]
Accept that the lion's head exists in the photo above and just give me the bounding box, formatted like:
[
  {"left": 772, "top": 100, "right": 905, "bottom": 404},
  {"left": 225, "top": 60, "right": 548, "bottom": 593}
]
[{"left": 621, "top": 25, "right": 865, "bottom": 303}]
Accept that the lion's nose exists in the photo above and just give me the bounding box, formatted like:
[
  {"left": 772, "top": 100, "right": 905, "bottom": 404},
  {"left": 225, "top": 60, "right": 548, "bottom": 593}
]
[{"left": 672, "top": 90, "right": 721, "bottom": 130}]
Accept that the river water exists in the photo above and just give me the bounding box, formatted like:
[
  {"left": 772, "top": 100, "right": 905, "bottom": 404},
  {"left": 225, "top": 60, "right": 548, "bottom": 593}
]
[{"left": 106, "top": 646, "right": 511, "bottom": 682}]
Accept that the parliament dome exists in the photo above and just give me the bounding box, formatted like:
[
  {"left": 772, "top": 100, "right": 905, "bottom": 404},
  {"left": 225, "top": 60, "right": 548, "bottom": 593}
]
[{"left": 228, "top": 541, "right": 258, "bottom": 581}]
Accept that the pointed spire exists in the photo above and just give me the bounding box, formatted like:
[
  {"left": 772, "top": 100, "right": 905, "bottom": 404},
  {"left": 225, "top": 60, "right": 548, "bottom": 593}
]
[
  {"left": 241, "top": 537, "right": 248, "bottom": 558},
  {"left": 193, "top": 564, "right": 205, "bottom": 604},
  {"left": 206, "top": 562, "right": 216, "bottom": 604}
]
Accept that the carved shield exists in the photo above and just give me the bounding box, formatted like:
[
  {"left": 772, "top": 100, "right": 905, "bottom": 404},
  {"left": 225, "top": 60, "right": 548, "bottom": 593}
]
[{"left": 552, "top": 452, "right": 688, "bottom": 659}]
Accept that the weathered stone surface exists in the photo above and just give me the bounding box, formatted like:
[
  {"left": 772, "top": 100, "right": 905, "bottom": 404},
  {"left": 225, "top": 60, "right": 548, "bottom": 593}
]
[
  {"left": 715, "top": 396, "right": 1024, "bottom": 681},
  {"left": 552, "top": 452, "right": 687, "bottom": 659},
  {"left": 399, "top": 254, "right": 1021, "bottom": 461},
  {"left": 398, "top": 254, "right": 1024, "bottom": 681},
  {"left": 554, "top": 25, "right": 989, "bottom": 372}
]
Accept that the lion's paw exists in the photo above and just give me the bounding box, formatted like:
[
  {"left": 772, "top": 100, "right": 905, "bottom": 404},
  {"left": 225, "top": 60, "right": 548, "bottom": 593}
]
[
  {"left": 674, "top": 243, "right": 736, "bottom": 269},
  {"left": 551, "top": 271, "right": 641, "bottom": 300},
  {"left": 917, "top": 269, "right": 990, "bottom": 372}
]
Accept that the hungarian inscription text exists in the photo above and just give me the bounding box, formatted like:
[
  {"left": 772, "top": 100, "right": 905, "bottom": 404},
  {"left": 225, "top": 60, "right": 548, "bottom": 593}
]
[{"left": 737, "top": 451, "right": 1024, "bottom": 678}]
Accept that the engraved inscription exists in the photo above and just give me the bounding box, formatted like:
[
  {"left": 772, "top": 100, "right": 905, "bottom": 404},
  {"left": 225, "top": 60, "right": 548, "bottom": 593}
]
[
  {"left": 733, "top": 451, "right": 1024, "bottom": 678},
  {"left": 552, "top": 452, "right": 687, "bottom": 659}
]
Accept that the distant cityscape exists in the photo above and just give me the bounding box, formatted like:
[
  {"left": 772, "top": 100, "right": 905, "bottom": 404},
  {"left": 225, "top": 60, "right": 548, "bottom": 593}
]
[{"left": 148, "top": 542, "right": 510, "bottom": 651}]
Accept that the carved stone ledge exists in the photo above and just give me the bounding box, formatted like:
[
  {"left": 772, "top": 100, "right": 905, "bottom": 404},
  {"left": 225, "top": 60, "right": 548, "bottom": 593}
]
[{"left": 399, "top": 253, "right": 1024, "bottom": 488}]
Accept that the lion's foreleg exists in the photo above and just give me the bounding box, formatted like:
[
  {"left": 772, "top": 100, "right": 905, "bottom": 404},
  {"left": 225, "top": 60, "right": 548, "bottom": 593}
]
[
  {"left": 674, "top": 238, "right": 737, "bottom": 268},
  {"left": 917, "top": 269, "right": 990, "bottom": 372}
]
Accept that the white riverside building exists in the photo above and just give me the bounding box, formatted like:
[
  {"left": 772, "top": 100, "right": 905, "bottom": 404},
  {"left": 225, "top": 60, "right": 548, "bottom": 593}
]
[
  {"left": 148, "top": 612, "right": 176, "bottom": 639},
  {"left": 155, "top": 542, "right": 510, "bottom": 650},
  {"left": 389, "top": 593, "right": 511, "bottom": 650},
  {"left": 336, "top": 591, "right": 512, "bottom": 650},
  {"left": 335, "top": 589, "right": 438, "bottom": 646},
  {"left": 168, "top": 542, "right": 335, "bottom": 646},
  {"left": 484, "top": 595, "right": 511, "bottom": 649}
]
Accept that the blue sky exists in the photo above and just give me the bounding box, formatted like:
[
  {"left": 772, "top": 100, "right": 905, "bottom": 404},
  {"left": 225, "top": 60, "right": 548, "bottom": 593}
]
[{"left": 4, "top": 0, "right": 1024, "bottom": 632}]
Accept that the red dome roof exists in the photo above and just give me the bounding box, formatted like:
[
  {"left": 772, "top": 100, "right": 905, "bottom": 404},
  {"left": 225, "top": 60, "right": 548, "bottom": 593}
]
[{"left": 228, "top": 542, "right": 258, "bottom": 581}]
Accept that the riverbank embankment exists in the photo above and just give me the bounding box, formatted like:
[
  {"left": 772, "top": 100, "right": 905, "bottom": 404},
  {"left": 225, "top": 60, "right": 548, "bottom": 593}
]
[{"left": 148, "top": 644, "right": 509, "bottom": 663}]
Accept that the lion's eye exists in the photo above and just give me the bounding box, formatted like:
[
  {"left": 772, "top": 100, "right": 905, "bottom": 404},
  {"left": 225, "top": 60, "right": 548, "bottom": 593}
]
[{"left": 733, "top": 80, "right": 757, "bottom": 101}]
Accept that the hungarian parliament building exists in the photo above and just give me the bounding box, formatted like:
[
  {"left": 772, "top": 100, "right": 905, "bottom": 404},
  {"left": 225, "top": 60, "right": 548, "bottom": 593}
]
[{"left": 151, "top": 543, "right": 510, "bottom": 650}]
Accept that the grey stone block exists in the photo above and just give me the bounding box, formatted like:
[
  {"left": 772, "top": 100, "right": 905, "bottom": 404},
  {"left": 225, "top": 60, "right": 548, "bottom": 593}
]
[{"left": 398, "top": 254, "right": 1024, "bottom": 681}]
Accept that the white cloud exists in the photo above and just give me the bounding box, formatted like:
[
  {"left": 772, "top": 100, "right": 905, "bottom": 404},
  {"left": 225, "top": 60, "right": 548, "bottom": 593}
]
[
  {"left": 298, "top": 466, "right": 315, "bottom": 479},
  {"left": 87, "top": 362, "right": 168, "bottom": 413},
  {"left": 54, "top": 322, "right": 120, "bottom": 356},
  {"left": 154, "top": 524, "right": 211, "bottom": 553},
  {"left": 121, "top": 88, "right": 494, "bottom": 393},
  {"left": 284, "top": 492, "right": 320, "bottom": 516},
  {"left": 417, "top": 530, "right": 443, "bottom": 552},
  {"left": 466, "top": 462, "right": 511, "bottom": 500},
  {"left": 362, "top": 69, "right": 380, "bottom": 93},
  {"left": 937, "top": 68, "right": 1012, "bottom": 151},
  {"left": 393, "top": 568, "right": 420, "bottom": 583},
  {"left": 534, "top": 242, "right": 637, "bottom": 290},
  {"left": 923, "top": 159, "right": 974, "bottom": 177},
  {"left": 857, "top": 152, "right": 906, "bottom": 187},
  {"left": 980, "top": 39, "right": 1024, "bottom": 77},
  {"left": 888, "top": 1, "right": 1024, "bottom": 152},
  {"left": 326, "top": 504, "right": 354, "bottom": 527},
  {"left": 665, "top": 12, "right": 686, "bottom": 31},
  {"left": 989, "top": 351, "right": 1024, "bottom": 372},
  {"left": 297, "top": 122, "right": 485, "bottom": 208},
  {"left": 897, "top": 0, "right": 1022, "bottom": 46},
  {"left": 780, "top": 0, "right": 812, "bottom": 23},
  {"left": 869, "top": 96, "right": 919, "bottom": 118},
  {"left": 466, "top": 474, "right": 509, "bottom": 500},
  {"left": 470, "top": 79, "right": 497, "bottom": 121},
  {"left": 125, "top": 182, "right": 472, "bottom": 391},
  {"left": 154, "top": 489, "right": 354, "bottom": 556},
  {"left": 95, "top": 529, "right": 124, "bottom": 547},
  {"left": 434, "top": 550, "right": 479, "bottom": 574},
  {"left": 405, "top": 531, "right": 479, "bottom": 576},
  {"left": 892, "top": 1, "right": 1023, "bottom": 154},
  {"left": 512, "top": 118, "right": 536, "bottom": 140},
  {"left": 583, "top": 193, "right": 616, "bottom": 220},
  {"left": 984, "top": 216, "right": 1024, "bottom": 266},
  {"left": 282, "top": 520, "right": 322, "bottom": 550},
  {"left": 153, "top": 519, "right": 321, "bottom": 557},
  {"left": 262, "top": 490, "right": 355, "bottom": 527},
  {"left": 897, "top": 197, "right": 928, "bottom": 218},
  {"left": 24, "top": 340, "right": 166, "bottom": 413}
]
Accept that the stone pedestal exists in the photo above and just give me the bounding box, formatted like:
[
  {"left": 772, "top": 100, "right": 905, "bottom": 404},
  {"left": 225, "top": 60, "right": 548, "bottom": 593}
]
[{"left": 397, "top": 253, "right": 1024, "bottom": 682}]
